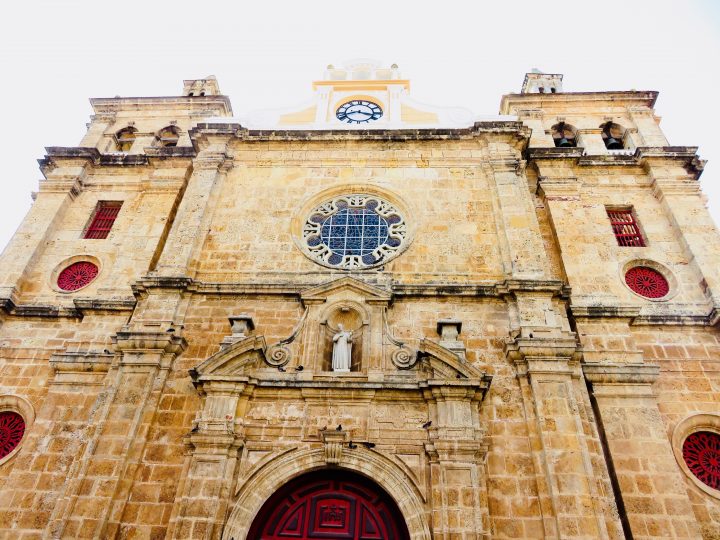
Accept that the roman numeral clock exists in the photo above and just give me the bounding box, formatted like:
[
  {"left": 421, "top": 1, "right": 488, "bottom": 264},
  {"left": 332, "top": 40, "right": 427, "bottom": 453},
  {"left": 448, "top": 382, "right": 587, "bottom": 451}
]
[{"left": 336, "top": 100, "right": 383, "bottom": 124}]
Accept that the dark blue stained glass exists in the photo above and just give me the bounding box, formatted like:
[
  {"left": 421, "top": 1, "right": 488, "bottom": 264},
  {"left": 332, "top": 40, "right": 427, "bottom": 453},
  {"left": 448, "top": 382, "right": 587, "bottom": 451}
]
[
  {"left": 386, "top": 214, "right": 401, "bottom": 224},
  {"left": 362, "top": 254, "right": 376, "bottom": 265},
  {"left": 307, "top": 236, "right": 321, "bottom": 246},
  {"left": 320, "top": 207, "right": 389, "bottom": 257}
]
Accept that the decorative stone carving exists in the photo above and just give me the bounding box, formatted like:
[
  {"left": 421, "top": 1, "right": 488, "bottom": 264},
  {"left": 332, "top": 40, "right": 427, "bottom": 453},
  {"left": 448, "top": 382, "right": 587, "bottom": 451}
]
[{"left": 220, "top": 314, "right": 255, "bottom": 349}]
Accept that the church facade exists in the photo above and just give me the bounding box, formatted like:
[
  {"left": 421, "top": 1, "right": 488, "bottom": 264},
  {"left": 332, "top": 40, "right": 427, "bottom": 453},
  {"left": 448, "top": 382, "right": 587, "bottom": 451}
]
[{"left": 0, "top": 61, "right": 718, "bottom": 539}]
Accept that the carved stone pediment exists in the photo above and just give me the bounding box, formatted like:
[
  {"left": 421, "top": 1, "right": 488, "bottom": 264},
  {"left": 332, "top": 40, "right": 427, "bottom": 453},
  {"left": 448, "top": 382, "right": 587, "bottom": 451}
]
[
  {"left": 189, "top": 335, "right": 267, "bottom": 381},
  {"left": 417, "top": 338, "right": 488, "bottom": 383},
  {"left": 299, "top": 276, "right": 392, "bottom": 306}
]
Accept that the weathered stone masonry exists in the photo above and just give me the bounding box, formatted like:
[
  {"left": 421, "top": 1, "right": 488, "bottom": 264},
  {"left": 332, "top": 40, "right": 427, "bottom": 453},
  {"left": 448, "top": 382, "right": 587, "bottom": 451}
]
[{"left": 0, "top": 66, "right": 718, "bottom": 539}]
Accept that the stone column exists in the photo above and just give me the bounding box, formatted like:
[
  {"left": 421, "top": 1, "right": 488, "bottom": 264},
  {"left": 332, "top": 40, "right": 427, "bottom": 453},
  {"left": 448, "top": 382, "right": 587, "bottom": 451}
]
[
  {"left": 153, "top": 148, "right": 232, "bottom": 279},
  {"left": 50, "top": 330, "right": 186, "bottom": 539},
  {"left": 506, "top": 334, "right": 619, "bottom": 539},
  {"left": 584, "top": 363, "right": 702, "bottom": 539},
  {"left": 487, "top": 156, "right": 549, "bottom": 279}
]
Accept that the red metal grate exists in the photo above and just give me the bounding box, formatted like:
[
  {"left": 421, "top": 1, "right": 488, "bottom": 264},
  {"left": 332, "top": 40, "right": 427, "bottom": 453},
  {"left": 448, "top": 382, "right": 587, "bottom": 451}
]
[
  {"left": 57, "top": 261, "right": 99, "bottom": 291},
  {"left": 84, "top": 202, "right": 122, "bottom": 239},
  {"left": 0, "top": 411, "right": 25, "bottom": 460},
  {"left": 625, "top": 266, "right": 669, "bottom": 299},
  {"left": 607, "top": 208, "right": 645, "bottom": 247},
  {"left": 683, "top": 431, "right": 720, "bottom": 491}
]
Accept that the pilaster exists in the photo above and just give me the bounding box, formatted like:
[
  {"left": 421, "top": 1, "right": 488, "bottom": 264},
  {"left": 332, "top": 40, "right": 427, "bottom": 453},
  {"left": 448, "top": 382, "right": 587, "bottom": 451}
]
[
  {"left": 650, "top": 170, "right": 720, "bottom": 308},
  {"left": 584, "top": 363, "right": 702, "bottom": 539},
  {"left": 153, "top": 147, "right": 232, "bottom": 278},
  {"left": 51, "top": 330, "right": 187, "bottom": 539},
  {"left": 487, "top": 157, "right": 549, "bottom": 279},
  {"left": 0, "top": 163, "right": 84, "bottom": 304}
]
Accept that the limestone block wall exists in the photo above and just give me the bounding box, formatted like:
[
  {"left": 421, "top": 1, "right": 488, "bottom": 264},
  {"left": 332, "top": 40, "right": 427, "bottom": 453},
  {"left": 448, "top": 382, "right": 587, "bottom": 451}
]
[
  {"left": 194, "top": 139, "right": 509, "bottom": 283},
  {"left": 538, "top": 166, "right": 708, "bottom": 311}
]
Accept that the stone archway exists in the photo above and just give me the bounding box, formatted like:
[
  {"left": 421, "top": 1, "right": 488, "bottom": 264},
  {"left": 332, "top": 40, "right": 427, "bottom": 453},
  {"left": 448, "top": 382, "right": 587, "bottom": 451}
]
[
  {"left": 245, "top": 469, "right": 410, "bottom": 540},
  {"left": 221, "top": 448, "right": 431, "bottom": 540}
]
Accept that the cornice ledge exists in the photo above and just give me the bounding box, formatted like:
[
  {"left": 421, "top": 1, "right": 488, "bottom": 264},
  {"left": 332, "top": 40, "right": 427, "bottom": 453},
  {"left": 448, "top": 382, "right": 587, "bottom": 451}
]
[
  {"left": 578, "top": 153, "right": 639, "bottom": 167},
  {"left": 39, "top": 147, "right": 154, "bottom": 170},
  {"left": 113, "top": 329, "right": 187, "bottom": 354},
  {"left": 3, "top": 303, "right": 81, "bottom": 319},
  {"left": 496, "top": 279, "right": 567, "bottom": 296},
  {"left": 49, "top": 351, "right": 114, "bottom": 373},
  {"left": 631, "top": 309, "right": 719, "bottom": 326},
  {"left": 190, "top": 123, "right": 529, "bottom": 143},
  {"left": 73, "top": 298, "right": 137, "bottom": 313},
  {"left": 582, "top": 362, "right": 660, "bottom": 385},
  {"left": 637, "top": 146, "right": 705, "bottom": 179},
  {"left": 526, "top": 147, "right": 584, "bottom": 160},
  {"left": 571, "top": 305, "right": 641, "bottom": 318},
  {"left": 132, "top": 275, "right": 195, "bottom": 294},
  {"left": 144, "top": 146, "right": 197, "bottom": 159}
]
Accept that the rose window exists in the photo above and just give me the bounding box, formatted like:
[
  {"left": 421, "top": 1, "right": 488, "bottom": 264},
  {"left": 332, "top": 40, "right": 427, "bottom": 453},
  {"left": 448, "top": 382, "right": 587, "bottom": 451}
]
[
  {"left": 683, "top": 431, "right": 720, "bottom": 491},
  {"left": 624, "top": 266, "right": 669, "bottom": 299},
  {"left": 303, "top": 195, "right": 407, "bottom": 269},
  {"left": 57, "top": 261, "right": 99, "bottom": 291},
  {"left": 0, "top": 411, "right": 25, "bottom": 460}
]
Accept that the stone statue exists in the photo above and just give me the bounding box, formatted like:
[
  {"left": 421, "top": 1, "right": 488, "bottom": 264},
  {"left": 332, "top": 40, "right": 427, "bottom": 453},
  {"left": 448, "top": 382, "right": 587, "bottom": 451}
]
[{"left": 331, "top": 324, "right": 353, "bottom": 372}]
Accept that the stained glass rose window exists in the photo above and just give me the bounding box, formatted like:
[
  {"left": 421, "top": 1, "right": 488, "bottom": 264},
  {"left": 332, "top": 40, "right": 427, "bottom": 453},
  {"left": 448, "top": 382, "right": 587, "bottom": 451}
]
[{"left": 302, "top": 195, "right": 407, "bottom": 269}]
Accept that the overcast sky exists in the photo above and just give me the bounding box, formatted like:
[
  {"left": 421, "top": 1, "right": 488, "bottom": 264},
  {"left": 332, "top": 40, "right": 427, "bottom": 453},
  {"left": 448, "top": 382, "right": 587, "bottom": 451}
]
[{"left": 1, "top": 1, "right": 719, "bottom": 253}]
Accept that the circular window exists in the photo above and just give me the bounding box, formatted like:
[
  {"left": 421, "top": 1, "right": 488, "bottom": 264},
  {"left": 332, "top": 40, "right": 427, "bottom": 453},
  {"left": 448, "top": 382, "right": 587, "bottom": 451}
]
[
  {"left": 683, "top": 431, "right": 720, "bottom": 491},
  {"left": 57, "top": 261, "right": 99, "bottom": 291},
  {"left": 624, "top": 266, "right": 669, "bottom": 299},
  {"left": 0, "top": 411, "right": 25, "bottom": 460},
  {"left": 302, "top": 195, "right": 407, "bottom": 269}
]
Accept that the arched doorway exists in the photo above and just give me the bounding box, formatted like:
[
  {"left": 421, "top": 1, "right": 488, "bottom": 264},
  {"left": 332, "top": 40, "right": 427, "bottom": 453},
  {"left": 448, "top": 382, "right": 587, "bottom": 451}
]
[{"left": 246, "top": 469, "right": 410, "bottom": 540}]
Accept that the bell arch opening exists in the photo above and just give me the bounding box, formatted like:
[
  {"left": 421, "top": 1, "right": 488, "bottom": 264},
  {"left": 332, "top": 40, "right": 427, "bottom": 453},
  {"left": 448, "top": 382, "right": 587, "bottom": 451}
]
[{"left": 243, "top": 469, "right": 410, "bottom": 540}]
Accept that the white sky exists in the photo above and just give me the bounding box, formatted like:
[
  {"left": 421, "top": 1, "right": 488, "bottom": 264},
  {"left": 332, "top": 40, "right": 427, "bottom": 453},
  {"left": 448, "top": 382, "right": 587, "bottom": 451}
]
[{"left": 1, "top": 0, "right": 719, "bottom": 253}]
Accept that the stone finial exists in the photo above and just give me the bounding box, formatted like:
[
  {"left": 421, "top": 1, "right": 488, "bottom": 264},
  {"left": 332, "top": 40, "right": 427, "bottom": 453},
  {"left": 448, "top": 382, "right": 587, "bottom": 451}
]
[
  {"left": 437, "top": 319, "right": 466, "bottom": 360},
  {"left": 220, "top": 314, "right": 255, "bottom": 349}
]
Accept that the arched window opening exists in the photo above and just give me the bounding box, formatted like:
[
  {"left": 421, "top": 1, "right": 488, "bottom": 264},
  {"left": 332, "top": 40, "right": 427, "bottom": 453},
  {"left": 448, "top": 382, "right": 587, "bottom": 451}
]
[
  {"left": 538, "top": 87, "right": 545, "bottom": 93},
  {"left": 551, "top": 122, "right": 577, "bottom": 148},
  {"left": 157, "top": 126, "right": 180, "bottom": 148},
  {"left": 115, "top": 127, "right": 137, "bottom": 152},
  {"left": 601, "top": 121, "right": 625, "bottom": 150},
  {"left": 247, "top": 470, "right": 410, "bottom": 540}
]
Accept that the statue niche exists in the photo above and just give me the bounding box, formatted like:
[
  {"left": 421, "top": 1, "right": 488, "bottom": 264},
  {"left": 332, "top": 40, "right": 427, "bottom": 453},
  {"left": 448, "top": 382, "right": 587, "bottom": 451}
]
[{"left": 322, "top": 305, "right": 364, "bottom": 372}]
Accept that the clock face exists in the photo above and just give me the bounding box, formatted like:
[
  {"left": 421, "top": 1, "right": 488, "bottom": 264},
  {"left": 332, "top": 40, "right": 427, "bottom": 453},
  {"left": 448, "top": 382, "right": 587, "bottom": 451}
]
[{"left": 336, "top": 100, "right": 383, "bottom": 124}]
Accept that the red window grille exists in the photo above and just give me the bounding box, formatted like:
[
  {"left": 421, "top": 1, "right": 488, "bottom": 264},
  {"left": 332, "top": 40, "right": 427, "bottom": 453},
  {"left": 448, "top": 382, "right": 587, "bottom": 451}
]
[
  {"left": 0, "top": 411, "right": 25, "bottom": 460},
  {"left": 57, "top": 261, "right": 99, "bottom": 291},
  {"left": 625, "top": 266, "right": 669, "bottom": 299},
  {"left": 683, "top": 431, "right": 720, "bottom": 491},
  {"left": 607, "top": 208, "right": 645, "bottom": 247},
  {"left": 84, "top": 202, "right": 122, "bottom": 239}
]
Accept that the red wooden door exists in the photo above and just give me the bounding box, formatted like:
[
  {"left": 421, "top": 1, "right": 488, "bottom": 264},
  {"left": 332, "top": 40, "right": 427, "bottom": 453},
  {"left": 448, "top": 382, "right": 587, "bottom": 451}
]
[{"left": 247, "top": 470, "right": 410, "bottom": 540}]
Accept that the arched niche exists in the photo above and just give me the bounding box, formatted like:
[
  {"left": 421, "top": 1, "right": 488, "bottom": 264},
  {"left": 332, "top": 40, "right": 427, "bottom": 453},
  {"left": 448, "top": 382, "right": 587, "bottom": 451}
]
[{"left": 320, "top": 301, "right": 369, "bottom": 372}]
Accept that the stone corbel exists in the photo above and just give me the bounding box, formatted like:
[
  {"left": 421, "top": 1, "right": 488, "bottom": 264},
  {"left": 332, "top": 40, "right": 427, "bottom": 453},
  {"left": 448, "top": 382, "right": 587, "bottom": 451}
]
[
  {"left": 49, "top": 351, "right": 114, "bottom": 385},
  {"left": 320, "top": 428, "right": 348, "bottom": 464}
]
